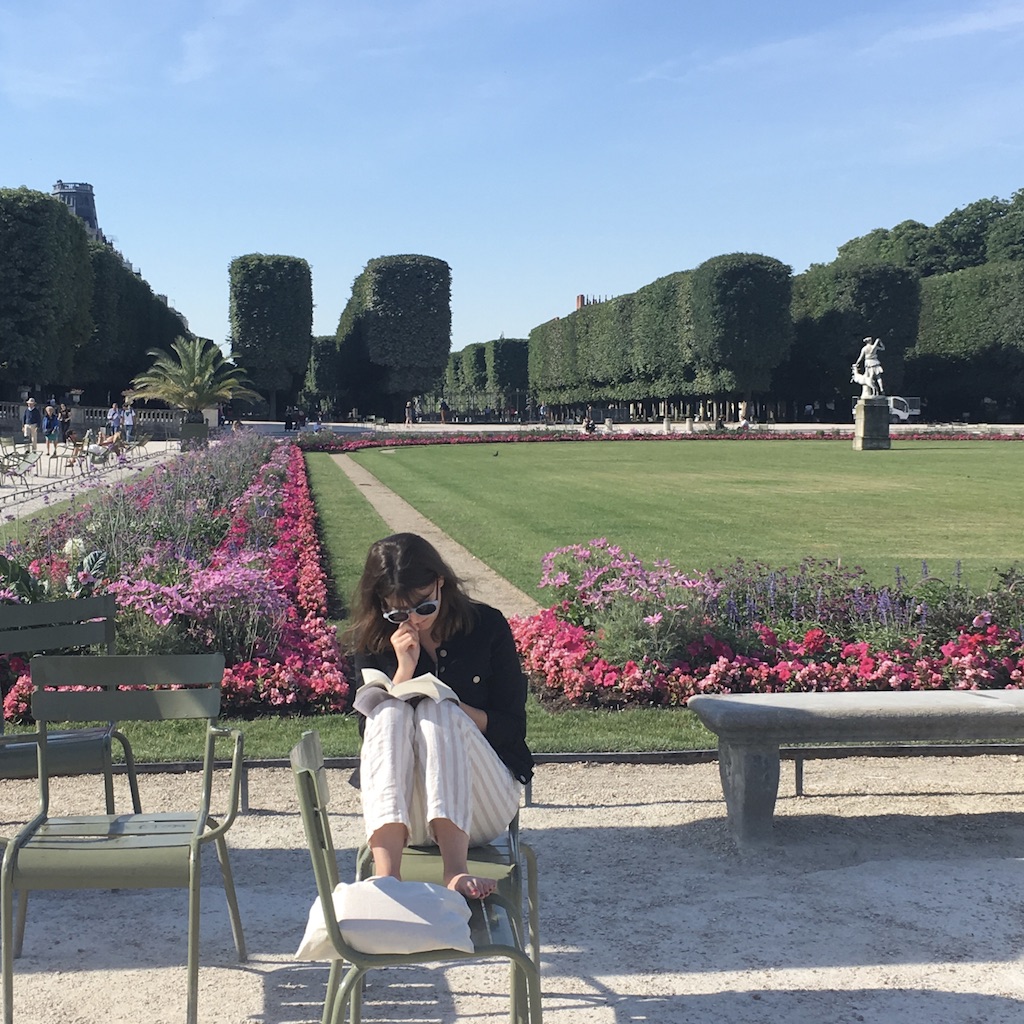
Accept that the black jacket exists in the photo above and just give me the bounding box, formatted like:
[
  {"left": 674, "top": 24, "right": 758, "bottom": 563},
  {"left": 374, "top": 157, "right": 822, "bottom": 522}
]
[{"left": 354, "top": 602, "right": 534, "bottom": 783}]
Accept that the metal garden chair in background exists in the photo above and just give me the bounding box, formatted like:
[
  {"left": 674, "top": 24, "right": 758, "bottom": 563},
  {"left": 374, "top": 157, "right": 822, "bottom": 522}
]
[
  {"left": 1, "top": 653, "right": 246, "bottom": 1024},
  {"left": 0, "top": 450, "right": 41, "bottom": 490},
  {"left": 0, "top": 594, "right": 140, "bottom": 815}
]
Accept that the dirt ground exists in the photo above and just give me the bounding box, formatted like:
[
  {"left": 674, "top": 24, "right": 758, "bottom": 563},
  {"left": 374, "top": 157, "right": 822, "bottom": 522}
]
[{"left": 4, "top": 754, "right": 1024, "bottom": 1024}]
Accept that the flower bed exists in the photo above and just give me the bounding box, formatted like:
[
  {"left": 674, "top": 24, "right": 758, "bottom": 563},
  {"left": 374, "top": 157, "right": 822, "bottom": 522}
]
[
  {"left": 510, "top": 539, "right": 1024, "bottom": 708},
  {"left": 2, "top": 437, "right": 350, "bottom": 722}
]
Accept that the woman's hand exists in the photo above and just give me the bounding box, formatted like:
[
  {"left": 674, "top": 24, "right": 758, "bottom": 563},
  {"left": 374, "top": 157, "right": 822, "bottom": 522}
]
[
  {"left": 389, "top": 621, "right": 420, "bottom": 683},
  {"left": 459, "top": 702, "right": 488, "bottom": 734}
]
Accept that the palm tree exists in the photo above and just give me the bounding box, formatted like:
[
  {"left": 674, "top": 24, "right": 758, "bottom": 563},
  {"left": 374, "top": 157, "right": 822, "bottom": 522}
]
[{"left": 127, "top": 336, "right": 262, "bottom": 417}]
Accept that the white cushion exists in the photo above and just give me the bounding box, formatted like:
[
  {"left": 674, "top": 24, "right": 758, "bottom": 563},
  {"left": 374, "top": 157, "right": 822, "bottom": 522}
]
[{"left": 296, "top": 876, "right": 474, "bottom": 959}]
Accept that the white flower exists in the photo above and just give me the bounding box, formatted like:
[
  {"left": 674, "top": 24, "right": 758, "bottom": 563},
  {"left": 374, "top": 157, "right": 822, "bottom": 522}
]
[{"left": 63, "top": 538, "right": 86, "bottom": 560}]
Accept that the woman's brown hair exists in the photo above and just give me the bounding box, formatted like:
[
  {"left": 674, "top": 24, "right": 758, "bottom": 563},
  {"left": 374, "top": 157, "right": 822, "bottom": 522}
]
[{"left": 344, "top": 533, "right": 478, "bottom": 655}]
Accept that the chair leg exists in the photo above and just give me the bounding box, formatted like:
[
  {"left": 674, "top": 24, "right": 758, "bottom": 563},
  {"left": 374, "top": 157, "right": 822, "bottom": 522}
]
[
  {"left": 522, "top": 842, "right": 540, "bottom": 967},
  {"left": 12, "top": 890, "right": 28, "bottom": 959},
  {"left": 332, "top": 964, "right": 366, "bottom": 1024},
  {"left": 2, "top": 871, "right": 14, "bottom": 1024},
  {"left": 321, "top": 960, "right": 343, "bottom": 1024},
  {"left": 102, "top": 747, "right": 116, "bottom": 815},
  {"left": 509, "top": 961, "right": 524, "bottom": 1024},
  {"left": 515, "top": 949, "right": 543, "bottom": 1024},
  {"left": 212, "top": 835, "right": 246, "bottom": 960},
  {"left": 187, "top": 854, "right": 201, "bottom": 1024},
  {"left": 114, "top": 731, "right": 142, "bottom": 814}
]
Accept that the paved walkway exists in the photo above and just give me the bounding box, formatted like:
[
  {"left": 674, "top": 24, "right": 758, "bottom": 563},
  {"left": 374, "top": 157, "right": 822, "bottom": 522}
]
[
  {"left": 330, "top": 453, "right": 542, "bottom": 617},
  {"left": 0, "top": 441, "right": 182, "bottom": 520}
]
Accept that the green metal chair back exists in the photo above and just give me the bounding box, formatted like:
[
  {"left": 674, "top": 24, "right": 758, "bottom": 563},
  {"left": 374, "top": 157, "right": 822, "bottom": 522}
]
[{"left": 0, "top": 596, "right": 139, "bottom": 814}]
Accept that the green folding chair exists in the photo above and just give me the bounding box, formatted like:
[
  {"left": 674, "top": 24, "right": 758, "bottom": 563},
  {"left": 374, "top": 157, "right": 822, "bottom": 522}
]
[
  {"left": 0, "top": 595, "right": 140, "bottom": 815},
  {"left": 1, "top": 653, "right": 246, "bottom": 1024},
  {"left": 290, "top": 730, "right": 542, "bottom": 1024}
]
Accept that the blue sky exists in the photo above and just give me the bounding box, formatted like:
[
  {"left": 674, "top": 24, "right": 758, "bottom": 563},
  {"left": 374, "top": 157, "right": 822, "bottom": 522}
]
[{"left": 3, "top": 0, "right": 1023, "bottom": 352}]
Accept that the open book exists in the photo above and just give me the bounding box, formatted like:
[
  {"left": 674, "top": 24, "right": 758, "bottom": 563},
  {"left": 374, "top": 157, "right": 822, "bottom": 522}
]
[{"left": 353, "top": 668, "right": 459, "bottom": 716}]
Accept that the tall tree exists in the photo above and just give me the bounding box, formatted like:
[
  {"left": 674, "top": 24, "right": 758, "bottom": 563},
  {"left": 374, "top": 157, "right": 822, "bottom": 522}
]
[
  {"left": 333, "top": 255, "right": 450, "bottom": 418},
  {"left": 0, "top": 187, "right": 92, "bottom": 390},
  {"left": 689, "top": 253, "right": 794, "bottom": 398},
  {"left": 229, "top": 254, "right": 313, "bottom": 417},
  {"left": 933, "top": 197, "right": 1008, "bottom": 273},
  {"left": 985, "top": 188, "right": 1024, "bottom": 264}
]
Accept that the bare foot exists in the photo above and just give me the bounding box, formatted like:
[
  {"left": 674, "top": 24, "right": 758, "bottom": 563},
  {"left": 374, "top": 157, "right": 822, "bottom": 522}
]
[{"left": 446, "top": 873, "right": 497, "bottom": 900}]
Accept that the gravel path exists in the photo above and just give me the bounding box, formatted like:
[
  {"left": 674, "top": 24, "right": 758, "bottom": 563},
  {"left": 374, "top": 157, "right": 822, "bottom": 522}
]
[{"left": 4, "top": 756, "right": 1024, "bottom": 1023}]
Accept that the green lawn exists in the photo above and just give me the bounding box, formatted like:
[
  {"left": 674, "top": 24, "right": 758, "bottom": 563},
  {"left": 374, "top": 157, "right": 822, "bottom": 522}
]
[
  {"left": 22, "top": 694, "right": 715, "bottom": 760},
  {"left": 348, "top": 439, "right": 1022, "bottom": 590},
  {"left": 305, "top": 452, "right": 390, "bottom": 619}
]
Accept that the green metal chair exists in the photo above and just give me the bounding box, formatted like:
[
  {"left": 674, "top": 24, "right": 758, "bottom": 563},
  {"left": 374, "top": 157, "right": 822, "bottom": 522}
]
[
  {"left": 290, "top": 730, "right": 542, "bottom": 1024},
  {"left": 1, "top": 653, "right": 246, "bottom": 1024},
  {"left": 0, "top": 595, "right": 140, "bottom": 815}
]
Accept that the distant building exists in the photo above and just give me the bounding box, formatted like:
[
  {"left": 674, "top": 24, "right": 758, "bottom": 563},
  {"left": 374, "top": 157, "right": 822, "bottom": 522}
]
[{"left": 51, "top": 180, "right": 107, "bottom": 242}]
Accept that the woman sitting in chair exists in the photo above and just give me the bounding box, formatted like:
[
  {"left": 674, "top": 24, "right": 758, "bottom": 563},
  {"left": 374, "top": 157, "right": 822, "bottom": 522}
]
[
  {"left": 346, "top": 533, "right": 533, "bottom": 900},
  {"left": 88, "top": 430, "right": 125, "bottom": 457}
]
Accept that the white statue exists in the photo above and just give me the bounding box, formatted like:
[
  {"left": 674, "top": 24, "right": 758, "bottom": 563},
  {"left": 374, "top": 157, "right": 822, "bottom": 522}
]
[{"left": 852, "top": 337, "right": 885, "bottom": 398}]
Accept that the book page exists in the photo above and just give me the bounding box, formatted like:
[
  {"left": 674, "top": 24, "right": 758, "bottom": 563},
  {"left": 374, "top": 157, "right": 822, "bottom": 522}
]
[{"left": 353, "top": 671, "right": 458, "bottom": 716}]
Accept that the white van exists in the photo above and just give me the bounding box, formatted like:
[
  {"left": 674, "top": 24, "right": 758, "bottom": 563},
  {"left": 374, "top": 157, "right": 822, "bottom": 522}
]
[{"left": 851, "top": 396, "right": 921, "bottom": 423}]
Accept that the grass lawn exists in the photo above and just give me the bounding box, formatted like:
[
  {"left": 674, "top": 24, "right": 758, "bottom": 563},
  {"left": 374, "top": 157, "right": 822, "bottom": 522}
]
[
  {"left": 14, "top": 696, "right": 714, "bottom": 760},
  {"left": 347, "top": 439, "right": 1022, "bottom": 591},
  {"left": 304, "top": 453, "right": 391, "bottom": 619}
]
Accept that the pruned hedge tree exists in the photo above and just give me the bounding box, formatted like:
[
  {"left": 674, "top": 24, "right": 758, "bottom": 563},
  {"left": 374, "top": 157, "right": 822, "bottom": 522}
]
[
  {"left": 782, "top": 260, "right": 919, "bottom": 412},
  {"left": 905, "top": 261, "right": 1024, "bottom": 419},
  {"left": 229, "top": 253, "right": 313, "bottom": 416},
  {"left": 79, "top": 242, "right": 186, "bottom": 393},
  {"left": 485, "top": 337, "right": 528, "bottom": 407},
  {"left": 331, "top": 254, "right": 450, "bottom": 419},
  {"left": 0, "top": 187, "right": 92, "bottom": 388},
  {"left": 689, "top": 253, "right": 794, "bottom": 398}
]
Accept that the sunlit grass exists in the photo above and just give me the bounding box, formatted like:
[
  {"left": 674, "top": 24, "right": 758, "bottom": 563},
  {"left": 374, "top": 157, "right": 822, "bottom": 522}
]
[
  {"left": 348, "top": 439, "right": 1023, "bottom": 591},
  {"left": 11, "top": 696, "right": 716, "bottom": 760}
]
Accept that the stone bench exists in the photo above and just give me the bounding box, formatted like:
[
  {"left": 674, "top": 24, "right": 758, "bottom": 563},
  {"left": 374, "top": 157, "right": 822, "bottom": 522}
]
[{"left": 687, "top": 690, "right": 1024, "bottom": 844}]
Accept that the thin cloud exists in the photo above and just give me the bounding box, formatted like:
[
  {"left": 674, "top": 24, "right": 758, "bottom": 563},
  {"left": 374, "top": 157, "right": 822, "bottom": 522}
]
[
  {"left": 637, "top": 1, "right": 1024, "bottom": 87},
  {"left": 871, "top": 1, "right": 1024, "bottom": 47}
]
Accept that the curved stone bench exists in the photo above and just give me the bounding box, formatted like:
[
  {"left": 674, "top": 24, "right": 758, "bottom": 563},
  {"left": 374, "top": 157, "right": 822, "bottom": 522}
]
[{"left": 687, "top": 690, "right": 1024, "bottom": 844}]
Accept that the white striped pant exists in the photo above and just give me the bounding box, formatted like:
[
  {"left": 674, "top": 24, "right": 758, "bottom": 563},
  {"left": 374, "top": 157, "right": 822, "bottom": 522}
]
[{"left": 360, "top": 698, "right": 522, "bottom": 847}]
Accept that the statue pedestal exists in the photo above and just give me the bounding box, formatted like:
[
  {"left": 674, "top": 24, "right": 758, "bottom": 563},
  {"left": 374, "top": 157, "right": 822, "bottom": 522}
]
[{"left": 853, "top": 396, "right": 890, "bottom": 451}]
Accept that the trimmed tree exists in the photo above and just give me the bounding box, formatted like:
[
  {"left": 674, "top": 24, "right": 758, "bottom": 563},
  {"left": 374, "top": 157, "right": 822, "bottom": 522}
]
[
  {"left": 689, "top": 253, "right": 794, "bottom": 398},
  {"left": 906, "top": 262, "right": 1024, "bottom": 419},
  {"left": 229, "top": 254, "right": 313, "bottom": 418},
  {"left": 485, "top": 337, "right": 528, "bottom": 413},
  {"left": 783, "top": 260, "right": 919, "bottom": 413},
  {"left": 80, "top": 242, "right": 187, "bottom": 397},
  {"left": 334, "top": 255, "right": 451, "bottom": 419},
  {"left": 0, "top": 187, "right": 92, "bottom": 390}
]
